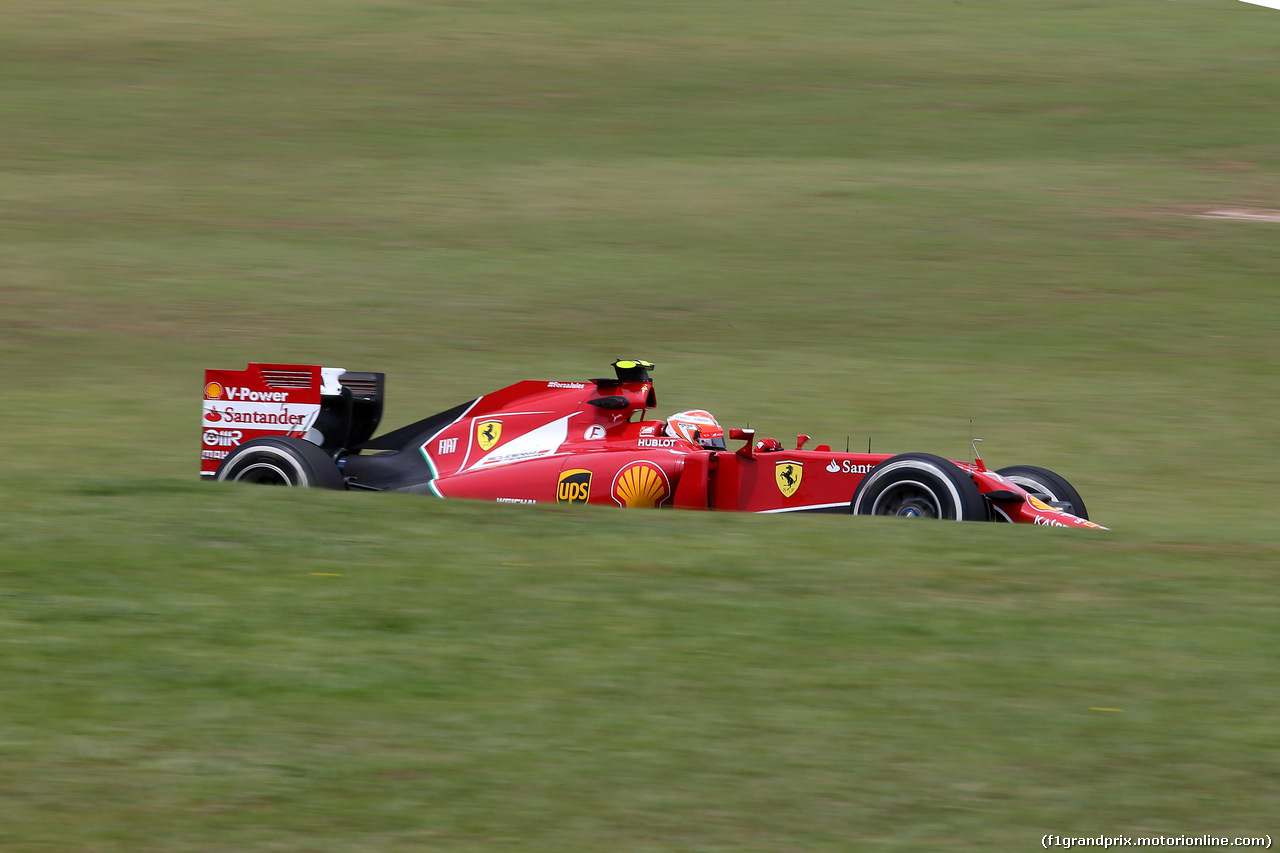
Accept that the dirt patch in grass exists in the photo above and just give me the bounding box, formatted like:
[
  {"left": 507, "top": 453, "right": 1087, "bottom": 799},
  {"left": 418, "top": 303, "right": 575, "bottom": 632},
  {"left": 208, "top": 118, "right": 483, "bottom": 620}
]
[{"left": 1192, "top": 208, "right": 1280, "bottom": 222}]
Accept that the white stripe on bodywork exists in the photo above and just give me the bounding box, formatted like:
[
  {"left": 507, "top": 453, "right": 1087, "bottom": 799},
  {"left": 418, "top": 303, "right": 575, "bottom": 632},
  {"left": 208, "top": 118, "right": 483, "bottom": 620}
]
[
  {"left": 757, "top": 502, "right": 849, "bottom": 514},
  {"left": 455, "top": 409, "right": 554, "bottom": 471},
  {"left": 471, "top": 415, "right": 571, "bottom": 469},
  {"left": 418, "top": 398, "right": 481, "bottom": 498}
]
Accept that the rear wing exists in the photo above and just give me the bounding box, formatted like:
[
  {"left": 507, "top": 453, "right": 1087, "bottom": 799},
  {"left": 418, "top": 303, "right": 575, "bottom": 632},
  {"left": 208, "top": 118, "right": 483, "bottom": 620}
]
[{"left": 201, "top": 363, "right": 384, "bottom": 477}]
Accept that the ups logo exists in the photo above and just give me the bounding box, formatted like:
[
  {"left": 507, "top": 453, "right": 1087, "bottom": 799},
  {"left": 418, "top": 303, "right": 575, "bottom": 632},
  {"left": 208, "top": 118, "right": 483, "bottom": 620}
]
[{"left": 557, "top": 469, "right": 592, "bottom": 505}]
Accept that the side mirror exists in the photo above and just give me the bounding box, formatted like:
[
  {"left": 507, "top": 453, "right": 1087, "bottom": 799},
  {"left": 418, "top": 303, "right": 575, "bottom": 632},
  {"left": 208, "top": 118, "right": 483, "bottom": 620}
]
[{"left": 730, "top": 427, "right": 757, "bottom": 459}]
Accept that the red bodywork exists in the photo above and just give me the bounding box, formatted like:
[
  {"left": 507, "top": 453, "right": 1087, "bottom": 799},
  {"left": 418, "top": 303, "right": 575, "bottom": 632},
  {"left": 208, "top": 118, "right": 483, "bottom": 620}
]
[{"left": 203, "top": 362, "right": 1104, "bottom": 529}]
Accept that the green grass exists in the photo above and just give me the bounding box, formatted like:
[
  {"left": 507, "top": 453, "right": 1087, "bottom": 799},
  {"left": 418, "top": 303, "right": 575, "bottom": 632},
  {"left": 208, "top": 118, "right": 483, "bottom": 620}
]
[{"left": 2, "top": 0, "right": 1279, "bottom": 849}]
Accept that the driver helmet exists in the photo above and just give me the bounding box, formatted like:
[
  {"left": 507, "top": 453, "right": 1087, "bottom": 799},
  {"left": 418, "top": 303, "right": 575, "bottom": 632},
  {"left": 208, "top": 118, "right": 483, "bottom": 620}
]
[{"left": 665, "top": 409, "right": 726, "bottom": 450}]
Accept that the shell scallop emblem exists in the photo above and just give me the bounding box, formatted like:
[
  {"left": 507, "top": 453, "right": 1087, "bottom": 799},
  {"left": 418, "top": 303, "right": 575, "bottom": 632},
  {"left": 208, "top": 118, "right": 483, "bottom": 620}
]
[
  {"left": 611, "top": 461, "right": 671, "bottom": 508},
  {"left": 1028, "top": 495, "right": 1059, "bottom": 513},
  {"left": 204, "top": 382, "right": 223, "bottom": 399}
]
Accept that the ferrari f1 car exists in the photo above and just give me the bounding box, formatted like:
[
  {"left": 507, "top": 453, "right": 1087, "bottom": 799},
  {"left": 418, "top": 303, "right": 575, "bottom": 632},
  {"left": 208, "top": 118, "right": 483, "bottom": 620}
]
[{"left": 200, "top": 360, "right": 1104, "bottom": 528}]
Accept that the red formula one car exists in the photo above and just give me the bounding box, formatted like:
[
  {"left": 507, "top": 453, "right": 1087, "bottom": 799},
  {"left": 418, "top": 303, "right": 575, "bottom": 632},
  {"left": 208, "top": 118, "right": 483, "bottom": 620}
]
[{"left": 201, "top": 360, "right": 1104, "bottom": 528}]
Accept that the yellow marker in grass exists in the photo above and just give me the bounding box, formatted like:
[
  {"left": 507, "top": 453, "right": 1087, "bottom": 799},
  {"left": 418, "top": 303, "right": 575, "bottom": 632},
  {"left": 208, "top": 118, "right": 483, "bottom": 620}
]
[{"left": 1090, "top": 707, "right": 1123, "bottom": 712}]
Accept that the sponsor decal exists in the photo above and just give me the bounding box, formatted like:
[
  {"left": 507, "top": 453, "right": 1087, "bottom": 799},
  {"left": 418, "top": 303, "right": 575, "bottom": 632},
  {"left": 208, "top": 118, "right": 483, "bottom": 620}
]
[
  {"left": 557, "top": 469, "right": 593, "bottom": 505},
  {"left": 438, "top": 437, "right": 458, "bottom": 455},
  {"left": 206, "top": 386, "right": 292, "bottom": 403},
  {"left": 826, "top": 459, "right": 873, "bottom": 475},
  {"left": 638, "top": 438, "right": 678, "bottom": 448},
  {"left": 1025, "top": 495, "right": 1101, "bottom": 528},
  {"left": 485, "top": 450, "right": 542, "bottom": 464},
  {"left": 473, "top": 415, "right": 571, "bottom": 469},
  {"left": 496, "top": 498, "right": 537, "bottom": 504},
  {"left": 201, "top": 450, "right": 230, "bottom": 461},
  {"left": 547, "top": 382, "right": 587, "bottom": 389},
  {"left": 583, "top": 424, "right": 607, "bottom": 441},
  {"left": 203, "top": 429, "right": 243, "bottom": 447},
  {"left": 477, "top": 420, "right": 502, "bottom": 451},
  {"left": 775, "top": 460, "right": 803, "bottom": 498},
  {"left": 1028, "top": 496, "right": 1058, "bottom": 513},
  {"left": 203, "top": 404, "right": 313, "bottom": 428},
  {"left": 611, "top": 461, "right": 671, "bottom": 508}
]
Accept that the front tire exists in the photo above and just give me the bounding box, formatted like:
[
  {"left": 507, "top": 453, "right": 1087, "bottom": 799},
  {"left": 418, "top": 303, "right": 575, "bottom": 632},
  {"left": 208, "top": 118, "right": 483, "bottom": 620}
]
[
  {"left": 851, "top": 453, "right": 987, "bottom": 521},
  {"left": 215, "top": 436, "right": 345, "bottom": 489},
  {"left": 995, "top": 465, "right": 1088, "bottom": 520}
]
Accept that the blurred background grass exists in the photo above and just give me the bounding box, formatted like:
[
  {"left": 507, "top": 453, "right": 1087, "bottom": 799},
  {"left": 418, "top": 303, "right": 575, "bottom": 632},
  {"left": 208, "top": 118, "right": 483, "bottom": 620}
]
[{"left": 2, "top": 0, "right": 1278, "bottom": 849}]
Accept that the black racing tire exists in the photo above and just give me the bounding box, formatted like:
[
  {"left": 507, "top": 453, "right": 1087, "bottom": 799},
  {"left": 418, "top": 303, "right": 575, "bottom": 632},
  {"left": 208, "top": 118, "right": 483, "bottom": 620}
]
[
  {"left": 215, "top": 436, "right": 345, "bottom": 489},
  {"left": 850, "top": 452, "right": 988, "bottom": 521},
  {"left": 995, "top": 465, "right": 1088, "bottom": 520}
]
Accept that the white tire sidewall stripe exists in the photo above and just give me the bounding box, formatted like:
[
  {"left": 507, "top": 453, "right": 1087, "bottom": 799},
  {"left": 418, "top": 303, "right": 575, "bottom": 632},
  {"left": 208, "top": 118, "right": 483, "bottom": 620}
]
[
  {"left": 1004, "top": 474, "right": 1059, "bottom": 503},
  {"left": 855, "top": 460, "right": 967, "bottom": 520},
  {"left": 218, "top": 445, "right": 309, "bottom": 485},
  {"left": 235, "top": 462, "right": 293, "bottom": 483}
]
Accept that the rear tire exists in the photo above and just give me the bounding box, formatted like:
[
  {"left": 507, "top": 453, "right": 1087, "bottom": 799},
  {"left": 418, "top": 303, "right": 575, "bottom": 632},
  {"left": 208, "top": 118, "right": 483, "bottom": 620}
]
[
  {"left": 215, "top": 436, "right": 345, "bottom": 489},
  {"left": 851, "top": 453, "right": 987, "bottom": 521},
  {"left": 995, "top": 465, "right": 1088, "bottom": 519}
]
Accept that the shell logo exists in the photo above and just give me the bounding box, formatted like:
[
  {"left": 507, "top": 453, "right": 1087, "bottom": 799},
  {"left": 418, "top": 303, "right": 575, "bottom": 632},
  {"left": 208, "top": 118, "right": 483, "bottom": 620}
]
[
  {"left": 611, "top": 461, "right": 671, "bottom": 508},
  {"left": 1028, "top": 496, "right": 1058, "bottom": 513},
  {"left": 205, "top": 381, "right": 223, "bottom": 399}
]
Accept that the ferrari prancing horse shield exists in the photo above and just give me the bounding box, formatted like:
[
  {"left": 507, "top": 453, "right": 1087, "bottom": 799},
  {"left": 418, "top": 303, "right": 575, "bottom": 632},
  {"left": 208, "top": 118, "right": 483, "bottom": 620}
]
[
  {"left": 477, "top": 420, "right": 502, "bottom": 451},
  {"left": 775, "top": 460, "right": 803, "bottom": 498}
]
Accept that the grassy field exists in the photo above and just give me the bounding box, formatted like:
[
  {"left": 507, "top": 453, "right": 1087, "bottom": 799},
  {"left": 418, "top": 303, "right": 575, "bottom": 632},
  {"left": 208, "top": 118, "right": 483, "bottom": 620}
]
[{"left": 2, "top": 0, "right": 1279, "bottom": 849}]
